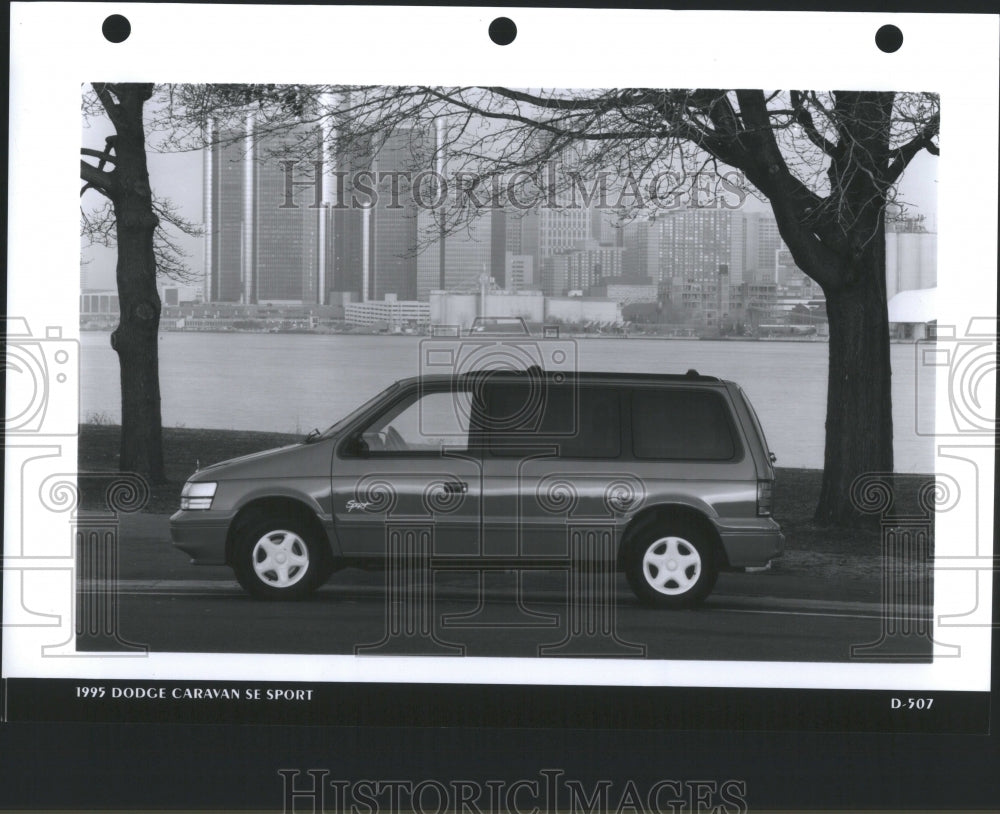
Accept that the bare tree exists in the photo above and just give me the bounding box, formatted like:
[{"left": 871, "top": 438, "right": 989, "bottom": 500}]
[{"left": 80, "top": 83, "right": 166, "bottom": 482}]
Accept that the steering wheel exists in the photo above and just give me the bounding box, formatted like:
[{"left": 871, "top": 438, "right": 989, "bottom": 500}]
[{"left": 384, "top": 425, "right": 406, "bottom": 451}]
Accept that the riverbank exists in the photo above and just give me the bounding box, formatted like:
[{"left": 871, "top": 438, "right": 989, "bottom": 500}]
[{"left": 78, "top": 424, "right": 935, "bottom": 563}]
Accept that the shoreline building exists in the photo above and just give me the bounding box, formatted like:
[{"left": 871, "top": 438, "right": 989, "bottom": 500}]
[
  {"left": 344, "top": 293, "right": 430, "bottom": 329},
  {"left": 885, "top": 215, "right": 937, "bottom": 299}
]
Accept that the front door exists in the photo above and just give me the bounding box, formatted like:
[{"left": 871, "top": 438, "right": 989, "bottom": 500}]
[{"left": 330, "top": 383, "right": 483, "bottom": 557}]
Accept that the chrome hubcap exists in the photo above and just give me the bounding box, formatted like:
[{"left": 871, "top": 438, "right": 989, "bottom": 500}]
[
  {"left": 642, "top": 536, "right": 701, "bottom": 595},
  {"left": 251, "top": 530, "right": 309, "bottom": 588}
]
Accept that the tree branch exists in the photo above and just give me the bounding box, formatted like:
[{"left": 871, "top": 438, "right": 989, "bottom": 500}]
[
  {"left": 80, "top": 147, "right": 117, "bottom": 166},
  {"left": 422, "top": 88, "right": 660, "bottom": 142},
  {"left": 92, "top": 82, "right": 125, "bottom": 128},
  {"left": 480, "top": 87, "right": 623, "bottom": 111},
  {"left": 886, "top": 111, "right": 940, "bottom": 182},
  {"left": 80, "top": 158, "right": 115, "bottom": 197},
  {"left": 734, "top": 90, "right": 844, "bottom": 288},
  {"left": 789, "top": 91, "right": 841, "bottom": 158}
]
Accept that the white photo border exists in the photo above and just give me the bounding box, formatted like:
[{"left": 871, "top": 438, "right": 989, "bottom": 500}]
[{"left": 4, "top": 4, "right": 997, "bottom": 693}]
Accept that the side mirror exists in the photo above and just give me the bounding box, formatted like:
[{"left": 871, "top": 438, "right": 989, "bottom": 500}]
[{"left": 347, "top": 435, "right": 370, "bottom": 457}]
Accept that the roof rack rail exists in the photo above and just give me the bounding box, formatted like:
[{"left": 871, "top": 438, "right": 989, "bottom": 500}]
[{"left": 453, "top": 369, "right": 722, "bottom": 383}]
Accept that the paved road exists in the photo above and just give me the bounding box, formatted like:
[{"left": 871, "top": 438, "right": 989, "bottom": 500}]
[{"left": 75, "top": 514, "right": 932, "bottom": 662}]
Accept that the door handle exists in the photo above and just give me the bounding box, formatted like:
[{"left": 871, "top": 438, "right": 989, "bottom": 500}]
[{"left": 443, "top": 481, "right": 468, "bottom": 494}]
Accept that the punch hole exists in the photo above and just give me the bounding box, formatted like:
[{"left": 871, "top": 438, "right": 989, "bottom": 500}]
[
  {"left": 489, "top": 17, "right": 517, "bottom": 46},
  {"left": 875, "top": 24, "right": 903, "bottom": 53},
  {"left": 102, "top": 14, "right": 131, "bottom": 43}
]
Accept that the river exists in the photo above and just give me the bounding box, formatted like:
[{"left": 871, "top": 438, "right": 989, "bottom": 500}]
[{"left": 79, "top": 331, "right": 934, "bottom": 473}]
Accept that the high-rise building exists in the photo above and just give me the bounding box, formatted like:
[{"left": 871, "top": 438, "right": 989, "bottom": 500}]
[
  {"left": 656, "top": 209, "right": 738, "bottom": 285},
  {"left": 733, "top": 212, "right": 783, "bottom": 284},
  {"left": 367, "top": 128, "right": 429, "bottom": 301},
  {"left": 325, "top": 136, "right": 370, "bottom": 300},
  {"left": 204, "top": 120, "right": 326, "bottom": 305},
  {"left": 545, "top": 241, "right": 624, "bottom": 295},
  {"left": 538, "top": 206, "right": 592, "bottom": 259},
  {"left": 253, "top": 127, "right": 323, "bottom": 304},
  {"left": 591, "top": 207, "right": 625, "bottom": 248},
  {"left": 204, "top": 128, "right": 248, "bottom": 303},
  {"left": 622, "top": 218, "right": 658, "bottom": 281},
  {"left": 417, "top": 208, "right": 507, "bottom": 299},
  {"left": 504, "top": 196, "right": 602, "bottom": 291},
  {"left": 622, "top": 209, "right": 809, "bottom": 292}
]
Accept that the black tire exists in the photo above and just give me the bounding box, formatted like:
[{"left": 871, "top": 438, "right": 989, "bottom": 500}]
[
  {"left": 624, "top": 522, "right": 718, "bottom": 608},
  {"left": 231, "top": 513, "right": 331, "bottom": 601}
]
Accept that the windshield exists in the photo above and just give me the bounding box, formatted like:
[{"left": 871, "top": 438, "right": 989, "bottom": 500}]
[{"left": 318, "top": 382, "right": 401, "bottom": 440}]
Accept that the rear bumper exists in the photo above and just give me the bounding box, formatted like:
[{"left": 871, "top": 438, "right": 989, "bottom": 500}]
[
  {"left": 169, "top": 510, "right": 230, "bottom": 565},
  {"left": 717, "top": 518, "right": 785, "bottom": 568}
]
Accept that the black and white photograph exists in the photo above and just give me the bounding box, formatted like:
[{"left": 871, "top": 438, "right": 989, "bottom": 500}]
[
  {"left": 70, "top": 82, "right": 949, "bottom": 666},
  {"left": 3, "top": 4, "right": 998, "bottom": 811}
]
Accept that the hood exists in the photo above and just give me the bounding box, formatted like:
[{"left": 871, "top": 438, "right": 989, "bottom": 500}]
[{"left": 191, "top": 441, "right": 329, "bottom": 481}]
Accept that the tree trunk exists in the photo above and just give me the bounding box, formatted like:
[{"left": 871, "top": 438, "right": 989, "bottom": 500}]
[
  {"left": 107, "top": 85, "right": 166, "bottom": 483},
  {"left": 815, "top": 235, "right": 893, "bottom": 525}
]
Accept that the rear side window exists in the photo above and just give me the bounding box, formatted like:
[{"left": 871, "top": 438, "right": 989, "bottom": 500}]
[
  {"left": 486, "top": 384, "right": 621, "bottom": 458},
  {"left": 631, "top": 388, "right": 737, "bottom": 461}
]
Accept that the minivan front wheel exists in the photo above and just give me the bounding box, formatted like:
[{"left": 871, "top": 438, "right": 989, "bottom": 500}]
[
  {"left": 625, "top": 526, "right": 717, "bottom": 608},
  {"left": 232, "top": 515, "right": 329, "bottom": 600}
]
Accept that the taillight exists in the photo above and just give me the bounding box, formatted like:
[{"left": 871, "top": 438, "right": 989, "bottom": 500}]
[{"left": 757, "top": 480, "right": 773, "bottom": 516}]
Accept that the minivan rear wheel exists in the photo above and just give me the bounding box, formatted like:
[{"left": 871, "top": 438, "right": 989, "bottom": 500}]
[
  {"left": 625, "top": 524, "right": 717, "bottom": 608},
  {"left": 232, "top": 514, "right": 330, "bottom": 600}
]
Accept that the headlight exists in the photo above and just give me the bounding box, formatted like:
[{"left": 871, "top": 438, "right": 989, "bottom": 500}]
[{"left": 181, "top": 481, "right": 217, "bottom": 510}]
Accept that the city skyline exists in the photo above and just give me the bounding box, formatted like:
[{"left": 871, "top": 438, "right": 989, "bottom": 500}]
[{"left": 80, "top": 113, "right": 939, "bottom": 297}]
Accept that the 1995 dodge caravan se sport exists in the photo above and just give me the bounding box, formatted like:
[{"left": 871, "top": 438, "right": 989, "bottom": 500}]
[{"left": 170, "top": 368, "right": 784, "bottom": 608}]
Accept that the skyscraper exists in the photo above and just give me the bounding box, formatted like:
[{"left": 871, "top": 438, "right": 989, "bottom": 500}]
[
  {"left": 367, "top": 128, "right": 429, "bottom": 301},
  {"left": 325, "top": 136, "right": 370, "bottom": 299},
  {"left": 657, "top": 209, "right": 737, "bottom": 285},
  {"left": 253, "top": 127, "right": 323, "bottom": 304},
  {"left": 204, "top": 127, "right": 247, "bottom": 303},
  {"left": 204, "top": 119, "right": 325, "bottom": 305},
  {"left": 732, "top": 211, "right": 784, "bottom": 284},
  {"left": 621, "top": 209, "right": 804, "bottom": 289},
  {"left": 417, "top": 208, "right": 507, "bottom": 299}
]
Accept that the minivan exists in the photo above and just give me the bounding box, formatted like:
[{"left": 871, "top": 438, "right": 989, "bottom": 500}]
[{"left": 170, "top": 368, "right": 783, "bottom": 607}]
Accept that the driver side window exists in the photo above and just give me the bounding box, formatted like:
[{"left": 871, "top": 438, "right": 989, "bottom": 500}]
[{"left": 360, "top": 389, "right": 470, "bottom": 454}]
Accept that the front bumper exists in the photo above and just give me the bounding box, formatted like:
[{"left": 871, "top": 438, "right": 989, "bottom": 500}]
[{"left": 169, "top": 510, "right": 231, "bottom": 565}]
